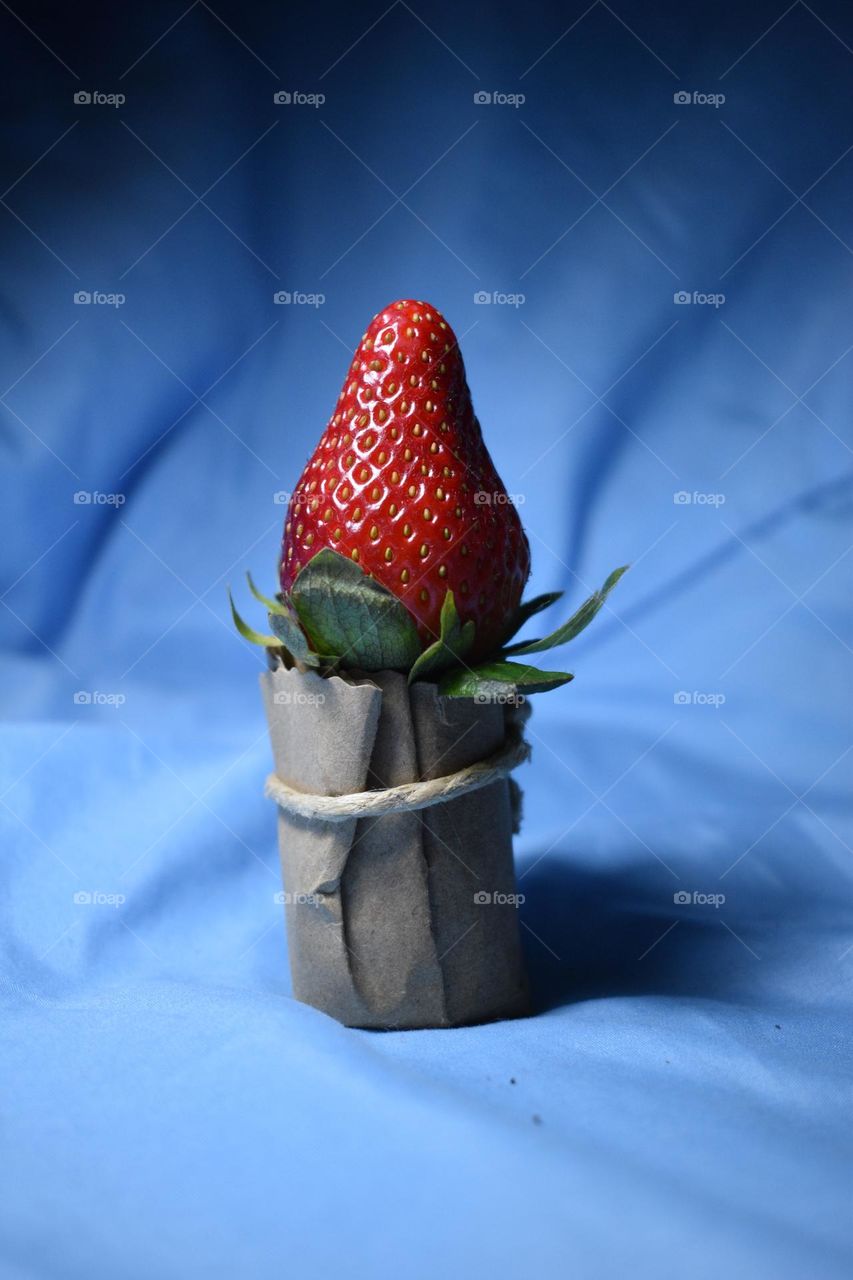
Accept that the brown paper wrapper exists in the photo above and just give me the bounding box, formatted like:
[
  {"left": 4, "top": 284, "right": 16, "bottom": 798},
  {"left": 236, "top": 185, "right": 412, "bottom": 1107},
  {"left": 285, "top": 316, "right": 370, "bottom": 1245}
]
[{"left": 260, "top": 662, "right": 529, "bottom": 1029}]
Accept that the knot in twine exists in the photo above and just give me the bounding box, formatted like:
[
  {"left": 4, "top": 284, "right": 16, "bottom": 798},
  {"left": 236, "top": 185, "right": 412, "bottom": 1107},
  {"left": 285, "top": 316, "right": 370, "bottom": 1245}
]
[{"left": 265, "top": 702, "right": 531, "bottom": 824}]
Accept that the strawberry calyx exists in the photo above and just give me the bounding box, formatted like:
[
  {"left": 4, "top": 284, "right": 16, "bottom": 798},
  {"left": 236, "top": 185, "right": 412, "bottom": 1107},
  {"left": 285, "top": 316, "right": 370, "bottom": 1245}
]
[{"left": 231, "top": 554, "right": 628, "bottom": 700}]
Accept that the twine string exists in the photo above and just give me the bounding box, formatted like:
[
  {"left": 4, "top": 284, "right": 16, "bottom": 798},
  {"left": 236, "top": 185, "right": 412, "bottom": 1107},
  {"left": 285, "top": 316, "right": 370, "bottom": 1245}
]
[{"left": 265, "top": 705, "right": 530, "bottom": 824}]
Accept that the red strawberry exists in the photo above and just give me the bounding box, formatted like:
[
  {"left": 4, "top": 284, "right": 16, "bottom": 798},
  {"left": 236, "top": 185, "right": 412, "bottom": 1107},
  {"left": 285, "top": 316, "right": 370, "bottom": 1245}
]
[{"left": 280, "top": 299, "right": 530, "bottom": 659}]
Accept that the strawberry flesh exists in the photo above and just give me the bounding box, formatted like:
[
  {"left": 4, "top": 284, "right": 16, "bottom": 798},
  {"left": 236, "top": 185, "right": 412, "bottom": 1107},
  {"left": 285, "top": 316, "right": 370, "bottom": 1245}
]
[{"left": 280, "top": 299, "right": 530, "bottom": 659}]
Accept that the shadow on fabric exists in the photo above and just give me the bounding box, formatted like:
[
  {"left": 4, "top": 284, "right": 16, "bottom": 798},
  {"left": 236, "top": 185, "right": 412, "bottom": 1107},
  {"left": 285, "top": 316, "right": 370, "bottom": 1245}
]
[{"left": 518, "top": 854, "right": 776, "bottom": 1012}]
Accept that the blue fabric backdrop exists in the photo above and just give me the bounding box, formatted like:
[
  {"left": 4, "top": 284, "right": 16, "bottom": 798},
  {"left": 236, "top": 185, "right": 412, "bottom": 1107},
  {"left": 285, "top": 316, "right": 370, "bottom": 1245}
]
[{"left": 2, "top": 2, "right": 852, "bottom": 1276}]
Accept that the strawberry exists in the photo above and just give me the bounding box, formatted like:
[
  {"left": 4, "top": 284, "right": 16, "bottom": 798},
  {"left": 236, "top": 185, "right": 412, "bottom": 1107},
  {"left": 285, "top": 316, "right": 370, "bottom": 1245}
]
[{"left": 279, "top": 299, "right": 530, "bottom": 659}]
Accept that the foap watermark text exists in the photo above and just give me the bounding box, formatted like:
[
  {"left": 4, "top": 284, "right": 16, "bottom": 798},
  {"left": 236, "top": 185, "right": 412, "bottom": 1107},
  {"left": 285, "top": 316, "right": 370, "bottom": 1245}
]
[
  {"left": 73, "top": 690, "right": 126, "bottom": 707},
  {"left": 273, "top": 291, "right": 325, "bottom": 307},
  {"left": 674, "top": 290, "right": 725, "bottom": 308},
  {"left": 273, "top": 91, "right": 325, "bottom": 107},
  {"left": 474, "top": 890, "right": 526, "bottom": 906},
  {"left": 674, "top": 890, "right": 726, "bottom": 908},
  {"left": 474, "top": 290, "right": 525, "bottom": 307},
  {"left": 674, "top": 91, "right": 725, "bottom": 108},
  {"left": 673, "top": 490, "right": 725, "bottom": 506},
  {"left": 74, "top": 291, "right": 125, "bottom": 307},
  {"left": 74, "top": 890, "right": 126, "bottom": 906},
  {"left": 74, "top": 490, "right": 125, "bottom": 506},
  {"left": 74, "top": 90, "right": 125, "bottom": 108},
  {"left": 275, "top": 891, "right": 327, "bottom": 906},
  {"left": 273, "top": 690, "right": 326, "bottom": 707},
  {"left": 474, "top": 490, "right": 525, "bottom": 506},
  {"left": 473, "top": 691, "right": 526, "bottom": 706},
  {"left": 674, "top": 690, "right": 725, "bottom": 707},
  {"left": 474, "top": 90, "right": 525, "bottom": 107}
]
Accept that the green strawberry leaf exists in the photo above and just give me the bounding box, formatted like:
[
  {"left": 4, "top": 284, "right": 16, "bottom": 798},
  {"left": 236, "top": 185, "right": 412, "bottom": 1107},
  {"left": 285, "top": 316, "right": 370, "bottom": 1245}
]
[
  {"left": 268, "top": 606, "right": 321, "bottom": 668},
  {"left": 229, "top": 591, "right": 280, "bottom": 648},
  {"left": 233, "top": 578, "right": 322, "bottom": 668},
  {"left": 503, "top": 565, "right": 629, "bottom": 656},
  {"left": 290, "top": 548, "right": 422, "bottom": 673},
  {"left": 408, "top": 590, "right": 475, "bottom": 685},
  {"left": 438, "top": 659, "right": 574, "bottom": 699},
  {"left": 246, "top": 570, "right": 287, "bottom": 616},
  {"left": 501, "top": 591, "right": 564, "bottom": 646}
]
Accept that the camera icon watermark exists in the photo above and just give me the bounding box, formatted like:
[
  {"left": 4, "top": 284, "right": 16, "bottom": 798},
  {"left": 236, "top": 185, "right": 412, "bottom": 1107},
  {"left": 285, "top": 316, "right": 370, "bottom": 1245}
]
[
  {"left": 274, "top": 890, "right": 326, "bottom": 906},
  {"left": 472, "top": 690, "right": 526, "bottom": 706},
  {"left": 673, "top": 690, "right": 726, "bottom": 707},
  {"left": 273, "top": 486, "right": 313, "bottom": 508},
  {"left": 674, "top": 890, "right": 725, "bottom": 908},
  {"left": 73, "top": 690, "right": 127, "bottom": 707},
  {"left": 474, "top": 890, "right": 525, "bottom": 905},
  {"left": 273, "top": 90, "right": 325, "bottom": 108},
  {"left": 74, "top": 890, "right": 126, "bottom": 907},
  {"left": 474, "top": 490, "right": 525, "bottom": 506},
  {"left": 273, "top": 290, "right": 325, "bottom": 307},
  {"left": 273, "top": 690, "right": 326, "bottom": 706},
  {"left": 673, "top": 290, "right": 725, "bottom": 307},
  {"left": 73, "top": 490, "right": 126, "bottom": 506},
  {"left": 74, "top": 90, "right": 126, "bottom": 108},
  {"left": 473, "top": 90, "right": 525, "bottom": 108},
  {"left": 473, "top": 290, "right": 525, "bottom": 307},
  {"left": 673, "top": 490, "right": 725, "bottom": 507},
  {"left": 673, "top": 90, "right": 725, "bottom": 108},
  {"left": 74, "top": 290, "right": 126, "bottom": 307}
]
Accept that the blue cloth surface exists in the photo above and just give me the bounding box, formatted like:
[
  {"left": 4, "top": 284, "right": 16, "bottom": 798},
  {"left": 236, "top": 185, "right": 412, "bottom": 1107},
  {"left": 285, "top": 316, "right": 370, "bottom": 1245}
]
[{"left": 2, "top": 2, "right": 852, "bottom": 1276}]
